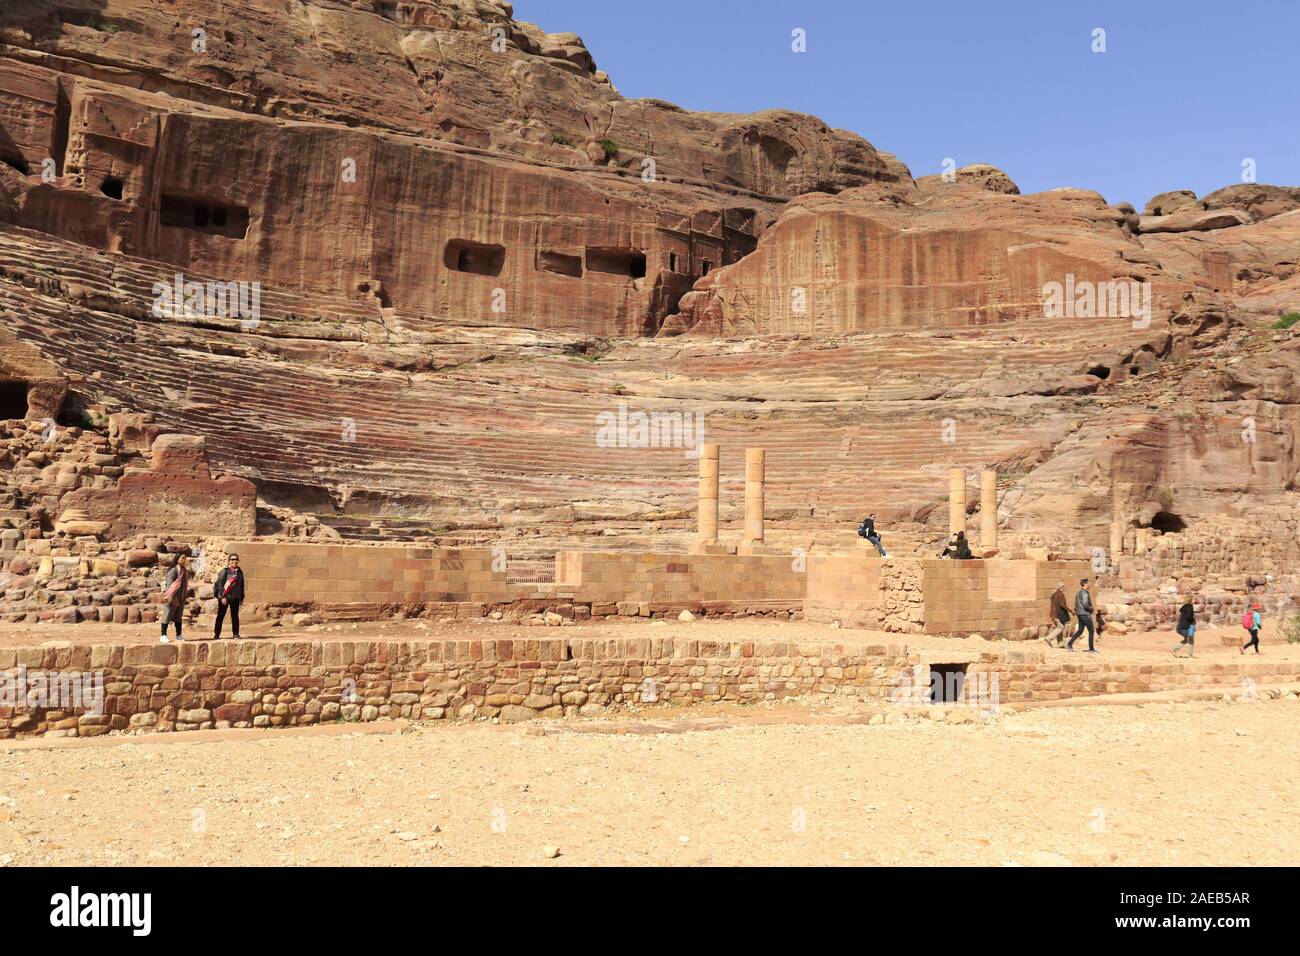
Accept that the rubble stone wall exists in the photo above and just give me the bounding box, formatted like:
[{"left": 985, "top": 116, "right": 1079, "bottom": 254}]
[{"left": 1, "top": 637, "right": 1294, "bottom": 739}]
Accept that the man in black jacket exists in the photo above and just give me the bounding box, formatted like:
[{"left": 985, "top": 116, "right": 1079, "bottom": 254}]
[
  {"left": 213, "top": 553, "right": 246, "bottom": 640},
  {"left": 857, "top": 514, "right": 888, "bottom": 557},
  {"left": 1067, "top": 578, "right": 1097, "bottom": 652}
]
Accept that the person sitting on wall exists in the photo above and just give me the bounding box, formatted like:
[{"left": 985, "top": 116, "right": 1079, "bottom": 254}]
[
  {"left": 857, "top": 513, "right": 888, "bottom": 558},
  {"left": 940, "top": 531, "right": 974, "bottom": 560}
]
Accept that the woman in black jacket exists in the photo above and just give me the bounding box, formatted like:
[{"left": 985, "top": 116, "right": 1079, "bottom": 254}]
[{"left": 1171, "top": 598, "right": 1195, "bottom": 658}]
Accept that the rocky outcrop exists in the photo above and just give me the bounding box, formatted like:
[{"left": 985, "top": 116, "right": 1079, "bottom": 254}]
[
  {"left": 0, "top": 1, "right": 909, "bottom": 337},
  {"left": 1138, "top": 207, "right": 1250, "bottom": 234},
  {"left": 60, "top": 434, "right": 255, "bottom": 538},
  {"left": 661, "top": 183, "right": 1171, "bottom": 336},
  {"left": 1202, "top": 184, "right": 1300, "bottom": 222},
  {"left": 1142, "top": 190, "right": 1202, "bottom": 217},
  {"left": 916, "top": 163, "right": 1020, "bottom": 195},
  {"left": 0, "top": 326, "right": 65, "bottom": 420}
]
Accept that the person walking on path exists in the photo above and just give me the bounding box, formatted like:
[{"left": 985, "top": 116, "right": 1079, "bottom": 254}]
[
  {"left": 159, "top": 554, "right": 190, "bottom": 643},
  {"left": 1172, "top": 598, "right": 1196, "bottom": 658},
  {"left": 213, "top": 553, "right": 246, "bottom": 640},
  {"left": 857, "top": 514, "right": 888, "bottom": 558},
  {"left": 1241, "top": 602, "right": 1262, "bottom": 654},
  {"left": 1067, "top": 578, "right": 1097, "bottom": 652},
  {"left": 1045, "top": 581, "right": 1070, "bottom": 646}
]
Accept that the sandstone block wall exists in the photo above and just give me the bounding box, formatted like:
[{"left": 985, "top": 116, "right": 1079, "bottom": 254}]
[
  {"left": 553, "top": 549, "right": 807, "bottom": 605},
  {"left": 804, "top": 550, "right": 887, "bottom": 627},
  {"left": 227, "top": 541, "right": 520, "bottom": 605},
  {"left": 804, "top": 554, "right": 1089, "bottom": 638},
  {"left": 922, "top": 559, "right": 1089, "bottom": 637}
]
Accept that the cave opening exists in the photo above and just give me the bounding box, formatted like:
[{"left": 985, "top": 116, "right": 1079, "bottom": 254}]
[
  {"left": 0, "top": 154, "right": 30, "bottom": 175},
  {"left": 1151, "top": 511, "right": 1187, "bottom": 533},
  {"left": 0, "top": 380, "right": 29, "bottom": 420},
  {"left": 159, "top": 193, "right": 250, "bottom": 239},
  {"left": 1087, "top": 364, "right": 1111, "bottom": 379},
  {"left": 445, "top": 239, "right": 506, "bottom": 277},
  {"left": 586, "top": 247, "right": 646, "bottom": 279},
  {"left": 101, "top": 176, "right": 124, "bottom": 200}
]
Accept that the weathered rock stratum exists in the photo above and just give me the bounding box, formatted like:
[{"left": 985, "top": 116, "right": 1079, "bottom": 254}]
[{"left": 0, "top": 0, "right": 1298, "bottom": 621}]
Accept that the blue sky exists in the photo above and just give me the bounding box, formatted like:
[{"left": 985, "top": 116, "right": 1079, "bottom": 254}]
[{"left": 516, "top": 0, "right": 1300, "bottom": 207}]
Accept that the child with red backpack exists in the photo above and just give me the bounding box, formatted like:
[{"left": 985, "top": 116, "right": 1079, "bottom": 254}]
[{"left": 1241, "top": 603, "right": 1262, "bottom": 654}]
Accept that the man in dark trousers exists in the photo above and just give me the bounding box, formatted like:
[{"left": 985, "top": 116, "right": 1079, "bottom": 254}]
[
  {"left": 1067, "top": 578, "right": 1097, "bottom": 653},
  {"left": 213, "top": 553, "right": 246, "bottom": 640},
  {"left": 857, "top": 513, "right": 888, "bottom": 557}
]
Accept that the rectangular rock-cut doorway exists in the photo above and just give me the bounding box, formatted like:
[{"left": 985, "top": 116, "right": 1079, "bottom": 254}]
[{"left": 928, "top": 663, "right": 968, "bottom": 704}]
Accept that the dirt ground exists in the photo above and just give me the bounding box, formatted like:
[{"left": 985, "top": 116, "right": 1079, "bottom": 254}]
[
  {"left": 1, "top": 693, "right": 1295, "bottom": 867},
  {"left": 2, "top": 613, "right": 1296, "bottom": 667}
]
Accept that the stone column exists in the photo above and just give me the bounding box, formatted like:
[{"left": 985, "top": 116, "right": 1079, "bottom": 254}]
[
  {"left": 980, "top": 469, "right": 997, "bottom": 550},
  {"left": 1109, "top": 521, "right": 1124, "bottom": 561},
  {"left": 698, "top": 443, "right": 719, "bottom": 543},
  {"left": 744, "top": 448, "right": 765, "bottom": 543},
  {"left": 948, "top": 468, "right": 966, "bottom": 535}
]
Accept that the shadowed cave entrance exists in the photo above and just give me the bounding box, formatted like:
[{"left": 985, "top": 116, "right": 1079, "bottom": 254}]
[
  {"left": 0, "top": 380, "right": 29, "bottom": 420},
  {"left": 1150, "top": 511, "right": 1187, "bottom": 533}
]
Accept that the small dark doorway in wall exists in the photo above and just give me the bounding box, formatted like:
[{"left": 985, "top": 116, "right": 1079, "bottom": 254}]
[
  {"left": 0, "top": 380, "right": 28, "bottom": 420},
  {"left": 586, "top": 247, "right": 646, "bottom": 279},
  {"left": 100, "top": 177, "right": 124, "bottom": 200},
  {"left": 445, "top": 239, "right": 506, "bottom": 277},
  {"left": 159, "top": 193, "right": 250, "bottom": 239},
  {"left": 701, "top": 259, "right": 712, "bottom": 275},
  {"left": 1151, "top": 511, "right": 1187, "bottom": 533},
  {"left": 929, "top": 663, "right": 968, "bottom": 704}
]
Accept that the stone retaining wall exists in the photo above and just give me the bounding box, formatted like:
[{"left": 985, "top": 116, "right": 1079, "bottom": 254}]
[
  {"left": 805, "top": 554, "right": 1089, "bottom": 638},
  {"left": 0, "top": 637, "right": 1296, "bottom": 739}
]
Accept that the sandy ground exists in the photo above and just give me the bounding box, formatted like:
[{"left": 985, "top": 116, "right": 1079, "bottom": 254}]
[
  {"left": 2, "top": 614, "right": 1296, "bottom": 666},
  {"left": 0, "top": 694, "right": 1295, "bottom": 867}
]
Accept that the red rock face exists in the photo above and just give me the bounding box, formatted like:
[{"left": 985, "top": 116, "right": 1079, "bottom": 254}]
[
  {"left": 0, "top": 1, "right": 907, "bottom": 337},
  {"left": 0, "top": 0, "right": 1298, "bottom": 603},
  {"left": 662, "top": 184, "right": 1178, "bottom": 336},
  {"left": 59, "top": 434, "right": 256, "bottom": 538}
]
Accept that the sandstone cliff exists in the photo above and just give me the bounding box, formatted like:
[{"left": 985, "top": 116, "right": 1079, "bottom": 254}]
[{"left": 0, "top": 0, "right": 1298, "bottom": 622}]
